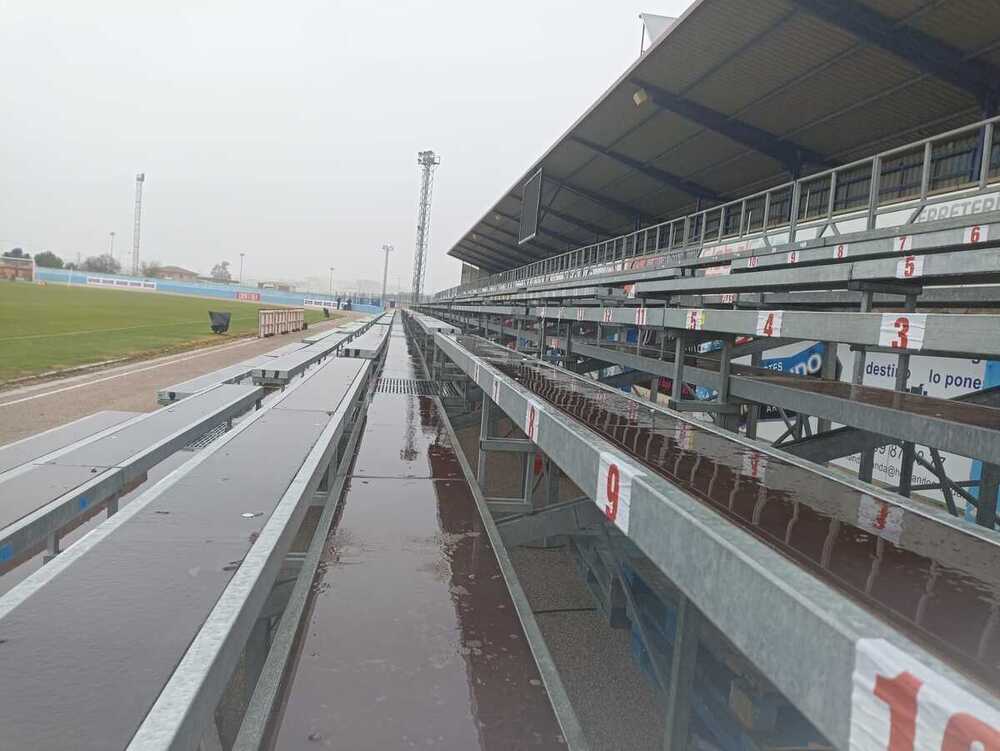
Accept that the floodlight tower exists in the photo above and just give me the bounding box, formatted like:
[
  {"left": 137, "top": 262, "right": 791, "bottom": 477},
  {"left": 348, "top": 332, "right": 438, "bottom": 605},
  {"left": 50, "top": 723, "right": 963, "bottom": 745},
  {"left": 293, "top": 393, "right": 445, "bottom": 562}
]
[
  {"left": 411, "top": 150, "right": 440, "bottom": 304},
  {"left": 131, "top": 173, "right": 145, "bottom": 276},
  {"left": 380, "top": 243, "right": 394, "bottom": 305}
]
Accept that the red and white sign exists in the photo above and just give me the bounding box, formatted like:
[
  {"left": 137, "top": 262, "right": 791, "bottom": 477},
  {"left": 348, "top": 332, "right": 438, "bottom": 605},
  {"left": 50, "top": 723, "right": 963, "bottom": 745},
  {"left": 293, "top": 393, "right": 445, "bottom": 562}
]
[
  {"left": 635, "top": 307, "right": 648, "bottom": 326},
  {"left": 624, "top": 283, "right": 637, "bottom": 298},
  {"left": 720, "top": 293, "right": 737, "bottom": 304},
  {"left": 686, "top": 309, "right": 705, "bottom": 331},
  {"left": 577, "top": 307, "right": 586, "bottom": 321},
  {"left": 879, "top": 313, "right": 927, "bottom": 352},
  {"left": 602, "top": 308, "right": 614, "bottom": 323},
  {"left": 676, "top": 422, "right": 694, "bottom": 451},
  {"left": 748, "top": 256, "right": 760, "bottom": 269},
  {"left": 834, "top": 243, "right": 850, "bottom": 260},
  {"left": 741, "top": 452, "right": 767, "bottom": 481},
  {"left": 896, "top": 255, "right": 925, "bottom": 280},
  {"left": 236, "top": 291, "right": 261, "bottom": 302},
  {"left": 963, "top": 224, "right": 989, "bottom": 244},
  {"left": 704, "top": 264, "right": 732, "bottom": 277},
  {"left": 857, "top": 495, "right": 904, "bottom": 544},
  {"left": 894, "top": 235, "right": 913, "bottom": 253},
  {"left": 524, "top": 399, "right": 543, "bottom": 442},
  {"left": 849, "top": 638, "right": 1000, "bottom": 751},
  {"left": 756, "top": 310, "right": 783, "bottom": 337},
  {"left": 596, "top": 452, "right": 641, "bottom": 533},
  {"left": 787, "top": 250, "right": 800, "bottom": 265}
]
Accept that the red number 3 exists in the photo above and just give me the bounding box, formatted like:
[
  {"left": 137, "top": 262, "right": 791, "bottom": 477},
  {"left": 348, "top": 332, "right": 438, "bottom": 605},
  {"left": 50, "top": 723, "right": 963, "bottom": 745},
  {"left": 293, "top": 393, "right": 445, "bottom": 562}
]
[{"left": 892, "top": 317, "right": 910, "bottom": 349}]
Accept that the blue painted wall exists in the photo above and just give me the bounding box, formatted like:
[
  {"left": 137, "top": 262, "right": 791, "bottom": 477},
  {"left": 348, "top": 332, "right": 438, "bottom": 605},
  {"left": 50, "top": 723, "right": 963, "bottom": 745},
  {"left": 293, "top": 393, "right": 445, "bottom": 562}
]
[{"left": 35, "top": 267, "right": 385, "bottom": 314}]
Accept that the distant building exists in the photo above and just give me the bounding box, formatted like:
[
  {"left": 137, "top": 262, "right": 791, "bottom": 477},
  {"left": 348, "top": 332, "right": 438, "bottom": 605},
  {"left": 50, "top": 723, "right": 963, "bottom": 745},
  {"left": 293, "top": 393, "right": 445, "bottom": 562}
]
[
  {"left": 258, "top": 281, "right": 294, "bottom": 292},
  {"left": 158, "top": 265, "right": 199, "bottom": 282}
]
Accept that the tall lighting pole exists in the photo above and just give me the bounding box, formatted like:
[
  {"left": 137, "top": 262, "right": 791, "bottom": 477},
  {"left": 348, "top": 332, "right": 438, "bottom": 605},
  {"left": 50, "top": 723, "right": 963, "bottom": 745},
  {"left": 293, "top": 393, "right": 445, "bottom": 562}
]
[
  {"left": 329, "top": 267, "right": 335, "bottom": 299},
  {"left": 239, "top": 252, "right": 245, "bottom": 286},
  {"left": 109, "top": 232, "right": 116, "bottom": 260},
  {"left": 411, "top": 150, "right": 440, "bottom": 303},
  {"left": 380, "top": 243, "right": 393, "bottom": 307},
  {"left": 131, "top": 173, "right": 145, "bottom": 276}
]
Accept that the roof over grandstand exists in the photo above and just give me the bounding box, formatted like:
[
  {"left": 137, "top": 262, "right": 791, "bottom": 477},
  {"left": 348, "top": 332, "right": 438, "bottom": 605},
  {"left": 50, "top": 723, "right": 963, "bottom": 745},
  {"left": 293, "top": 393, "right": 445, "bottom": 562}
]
[{"left": 447, "top": 0, "right": 1000, "bottom": 274}]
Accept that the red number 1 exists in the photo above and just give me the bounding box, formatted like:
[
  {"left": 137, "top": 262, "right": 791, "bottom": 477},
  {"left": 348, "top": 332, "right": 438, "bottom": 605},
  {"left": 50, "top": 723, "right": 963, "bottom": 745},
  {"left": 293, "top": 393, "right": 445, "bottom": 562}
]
[
  {"left": 874, "top": 671, "right": 922, "bottom": 751},
  {"left": 763, "top": 313, "right": 775, "bottom": 337}
]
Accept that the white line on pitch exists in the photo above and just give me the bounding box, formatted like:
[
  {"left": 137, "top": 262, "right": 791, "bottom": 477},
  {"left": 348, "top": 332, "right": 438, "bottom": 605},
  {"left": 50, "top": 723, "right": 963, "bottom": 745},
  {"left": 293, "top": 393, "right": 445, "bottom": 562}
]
[{"left": 0, "top": 339, "right": 258, "bottom": 408}]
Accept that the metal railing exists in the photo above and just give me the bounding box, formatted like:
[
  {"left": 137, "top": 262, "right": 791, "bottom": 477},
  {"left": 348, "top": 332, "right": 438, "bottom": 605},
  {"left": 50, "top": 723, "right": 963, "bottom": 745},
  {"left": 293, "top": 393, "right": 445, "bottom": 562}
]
[{"left": 438, "top": 115, "right": 1000, "bottom": 299}]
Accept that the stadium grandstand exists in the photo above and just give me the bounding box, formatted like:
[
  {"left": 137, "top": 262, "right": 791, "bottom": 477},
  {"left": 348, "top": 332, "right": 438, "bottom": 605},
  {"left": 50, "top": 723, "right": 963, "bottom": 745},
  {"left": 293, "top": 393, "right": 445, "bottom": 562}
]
[
  {"left": 2, "top": 3, "right": 999, "bottom": 750},
  {"left": 415, "top": 1, "right": 1000, "bottom": 748}
]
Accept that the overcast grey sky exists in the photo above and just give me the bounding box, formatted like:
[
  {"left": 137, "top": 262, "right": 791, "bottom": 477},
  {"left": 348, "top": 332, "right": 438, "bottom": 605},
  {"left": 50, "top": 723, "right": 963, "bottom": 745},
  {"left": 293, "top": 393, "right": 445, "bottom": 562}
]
[{"left": 1, "top": 1, "right": 693, "bottom": 291}]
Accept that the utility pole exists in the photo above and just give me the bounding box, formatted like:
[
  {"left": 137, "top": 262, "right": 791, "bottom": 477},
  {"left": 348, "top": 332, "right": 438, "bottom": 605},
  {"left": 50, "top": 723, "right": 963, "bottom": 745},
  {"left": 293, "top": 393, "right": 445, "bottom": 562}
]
[
  {"left": 381, "top": 243, "right": 393, "bottom": 307},
  {"left": 239, "top": 252, "right": 245, "bottom": 286},
  {"left": 411, "top": 150, "right": 440, "bottom": 304},
  {"left": 329, "top": 267, "right": 335, "bottom": 298},
  {"left": 131, "top": 173, "right": 145, "bottom": 276},
  {"left": 109, "top": 231, "right": 115, "bottom": 260}
]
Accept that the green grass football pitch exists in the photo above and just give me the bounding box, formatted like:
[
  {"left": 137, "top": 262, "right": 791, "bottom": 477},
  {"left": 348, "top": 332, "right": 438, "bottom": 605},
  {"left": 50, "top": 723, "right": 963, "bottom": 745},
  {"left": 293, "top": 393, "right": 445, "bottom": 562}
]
[{"left": 0, "top": 282, "right": 327, "bottom": 383}]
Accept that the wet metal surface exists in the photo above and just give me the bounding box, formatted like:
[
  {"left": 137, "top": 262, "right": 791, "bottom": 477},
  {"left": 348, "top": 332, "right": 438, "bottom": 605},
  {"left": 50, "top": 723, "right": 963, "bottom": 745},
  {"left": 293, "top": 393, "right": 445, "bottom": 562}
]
[
  {"left": 273, "top": 359, "right": 367, "bottom": 414},
  {"left": 0, "top": 463, "right": 112, "bottom": 529},
  {"left": 0, "top": 386, "right": 350, "bottom": 749},
  {"left": 461, "top": 337, "right": 1000, "bottom": 696},
  {"left": 272, "top": 326, "right": 564, "bottom": 750},
  {"left": 0, "top": 384, "right": 260, "bottom": 532},
  {"left": 0, "top": 411, "right": 138, "bottom": 474}
]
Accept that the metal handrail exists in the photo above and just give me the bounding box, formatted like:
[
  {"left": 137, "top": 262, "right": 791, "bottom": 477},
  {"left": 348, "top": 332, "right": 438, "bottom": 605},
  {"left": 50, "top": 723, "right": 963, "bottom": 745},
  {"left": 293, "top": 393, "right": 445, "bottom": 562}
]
[{"left": 438, "top": 114, "right": 1000, "bottom": 299}]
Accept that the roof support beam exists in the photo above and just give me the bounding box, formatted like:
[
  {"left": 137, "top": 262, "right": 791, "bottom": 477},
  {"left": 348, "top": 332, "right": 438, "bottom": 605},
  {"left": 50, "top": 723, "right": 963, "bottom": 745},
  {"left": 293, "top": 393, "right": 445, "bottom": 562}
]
[
  {"left": 492, "top": 210, "right": 581, "bottom": 248},
  {"left": 509, "top": 193, "right": 611, "bottom": 237},
  {"left": 481, "top": 221, "right": 560, "bottom": 253},
  {"left": 546, "top": 178, "right": 656, "bottom": 223},
  {"left": 465, "top": 236, "right": 537, "bottom": 264},
  {"left": 570, "top": 135, "right": 719, "bottom": 201},
  {"left": 454, "top": 245, "right": 504, "bottom": 272},
  {"left": 792, "top": 0, "right": 1000, "bottom": 107},
  {"left": 630, "top": 79, "right": 833, "bottom": 171}
]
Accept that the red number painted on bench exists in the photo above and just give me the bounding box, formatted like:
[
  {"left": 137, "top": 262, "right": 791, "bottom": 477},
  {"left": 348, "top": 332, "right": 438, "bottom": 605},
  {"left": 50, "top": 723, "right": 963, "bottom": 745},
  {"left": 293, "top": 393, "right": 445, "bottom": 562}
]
[
  {"left": 686, "top": 310, "right": 705, "bottom": 330},
  {"left": 964, "top": 225, "right": 988, "bottom": 244},
  {"left": 896, "top": 255, "right": 924, "bottom": 279},
  {"left": 894, "top": 235, "right": 913, "bottom": 252},
  {"left": 756, "top": 310, "right": 783, "bottom": 337},
  {"left": 834, "top": 243, "right": 850, "bottom": 259},
  {"left": 850, "top": 639, "right": 1000, "bottom": 751},
  {"left": 748, "top": 256, "right": 760, "bottom": 268},
  {"left": 602, "top": 308, "right": 613, "bottom": 323},
  {"left": 879, "top": 313, "right": 926, "bottom": 352},
  {"left": 595, "top": 452, "right": 640, "bottom": 534},
  {"left": 524, "top": 399, "right": 542, "bottom": 442},
  {"left": 635, "top": 307, "right": 648, "bottom": 326}
]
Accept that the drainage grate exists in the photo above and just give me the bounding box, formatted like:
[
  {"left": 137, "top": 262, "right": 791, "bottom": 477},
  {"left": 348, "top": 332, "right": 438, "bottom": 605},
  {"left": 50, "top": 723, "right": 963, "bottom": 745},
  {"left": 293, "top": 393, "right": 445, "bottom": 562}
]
[
  {"left": 183, "top": 421, "right": 230, "bottom": 451},
  {"left": 377, "top": 378, "right": 444, "bottom": 395}
]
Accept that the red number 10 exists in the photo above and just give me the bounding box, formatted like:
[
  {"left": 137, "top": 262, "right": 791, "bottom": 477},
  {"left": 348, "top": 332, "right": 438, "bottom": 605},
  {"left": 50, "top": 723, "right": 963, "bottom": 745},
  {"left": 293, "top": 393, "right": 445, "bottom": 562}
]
[{"left": 874, "top": 671, "right": 1000, "bottom": 751}]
